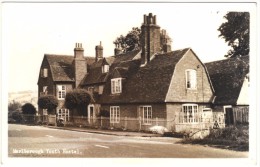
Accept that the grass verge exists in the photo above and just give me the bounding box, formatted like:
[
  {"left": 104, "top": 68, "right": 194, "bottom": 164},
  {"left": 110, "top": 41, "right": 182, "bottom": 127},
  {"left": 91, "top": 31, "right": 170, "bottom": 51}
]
[{"left": 178, "top": 124, "right": 249, "bottom": 151}]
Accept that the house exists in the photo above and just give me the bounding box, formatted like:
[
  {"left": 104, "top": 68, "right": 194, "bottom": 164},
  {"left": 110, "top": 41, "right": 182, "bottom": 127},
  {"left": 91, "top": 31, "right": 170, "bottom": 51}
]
[
  {"left": 38, "top": 13, "right": 247, "bottom": 132},
  {"left": 205, "top": 56, "right": 249, "bottom": 125}
]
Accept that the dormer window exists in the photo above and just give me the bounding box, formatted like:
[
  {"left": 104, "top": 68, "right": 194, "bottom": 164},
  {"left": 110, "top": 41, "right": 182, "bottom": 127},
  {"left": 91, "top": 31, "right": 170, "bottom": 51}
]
[
  {"left": 41, "top": 68, "right": 48, "bottom": 78},
  {"left": 186, "top": 69, "right": 197, "bottom": 89},
  {"left": 111, "top": 78, "right": 122, "bottom": 94},
  {"left": 102, "top": 65, "right": 109, "bottom": 73}
]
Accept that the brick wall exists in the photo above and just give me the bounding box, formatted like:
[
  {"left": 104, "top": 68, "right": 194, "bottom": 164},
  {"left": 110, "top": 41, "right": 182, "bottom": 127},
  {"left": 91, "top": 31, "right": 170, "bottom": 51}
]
[{"left": 166, "top": 50, "right": 214, "bottom": 103}]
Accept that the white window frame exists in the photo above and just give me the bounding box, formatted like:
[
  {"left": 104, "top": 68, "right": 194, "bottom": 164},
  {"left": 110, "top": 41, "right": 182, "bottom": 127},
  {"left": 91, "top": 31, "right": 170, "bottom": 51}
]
[
  {"left": 57, "top": 108, "right": 70, "bottom": 122},
  {"left": 140, "top": 106, "right": 152, "bottom": 125},
  {"left": 57, "top": 85, "right": 66, "bottom": 99},
  {"left": 181, "top": 104, "right": 199, "bottom": 123},
  {"left": 185, "top": 69, "right": 197, "bottom": 89},
  {"left": 43, "top": 86, "right": 48, "bottom": 94},
  {"left": 110, "top": 106, "right": 120, "bottom": 123},
  {"left": 102, "top": 64, "right": 109, "bottom": 73},
  {"left": 41, "top": 68, "right": 48, "bottom": 78},
  {"left": 111, "top": 78, "right": 122, "bottom": 94}
]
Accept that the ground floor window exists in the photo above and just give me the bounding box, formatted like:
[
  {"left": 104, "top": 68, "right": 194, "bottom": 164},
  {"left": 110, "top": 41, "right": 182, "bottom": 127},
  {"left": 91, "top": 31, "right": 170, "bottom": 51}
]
[
  {"left": 57, "top": 108, "right": 69, "bottom": 122},
  {"left": 140, "top": 106, "right": 152, "bottom": 125},
  {"left": 110, "top": 106, "right": 120, "bottom": 123},
  {"left": 180, "top": 104, "right": 198, "bottom": 123}
]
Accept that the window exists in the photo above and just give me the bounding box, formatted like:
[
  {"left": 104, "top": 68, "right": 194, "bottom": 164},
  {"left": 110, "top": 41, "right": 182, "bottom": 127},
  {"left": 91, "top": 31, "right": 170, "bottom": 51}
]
[
  {"left": 41, "top": 68, "right": 48, "bottom": 78},
  {"left": 181, "top": 104, "right": 199, "bottom": 123},
  {"left": 140, "top": 106, "right": 152, "bottom": 125},
  {"left": 102, "top": 65, "right": 109, "bottom": 73},
  {"left": 43, "top": 86, "right": 48, "bottom": 94},
  {"left": 186, "top": 69, "right": 197, "bottom": 89},
  {"left": 111, "top": 78, "right": 122, "bottom": 94},
  {"left": 110, "top": 106, "right": 120, "bottom": 123},
  {"left": 57, "top": 85, "right": 66, "bottom": 99},
  {"left": 57, "top": 108, "right": 69, "bottom": 122}
]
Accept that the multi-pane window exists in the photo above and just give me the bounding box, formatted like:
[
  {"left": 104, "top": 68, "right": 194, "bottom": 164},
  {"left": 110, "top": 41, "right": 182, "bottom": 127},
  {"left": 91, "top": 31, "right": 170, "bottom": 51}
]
[
  {"left": 57, "top": 108, "right": 69, "bottom": 122},
  {"left": 57, "top": 85, "right": 66, "bottom": 99},
  {"left": 140, "top": 106, "right": 152, "bottom": 125},
  {"left": 186, "top": 69, "right": 197, "bottom": 89},
  {"left": 102, "top": 65, "right": 109, "bottom": 73},
  {"left": 111, "top": 78, "right": 122, "bottom": 94},
  {"left": 110, "top": 106, "right": 120, "bottom": 123},
  {"left": 181, "top": 104, "right": 199, "bottom": 123}
]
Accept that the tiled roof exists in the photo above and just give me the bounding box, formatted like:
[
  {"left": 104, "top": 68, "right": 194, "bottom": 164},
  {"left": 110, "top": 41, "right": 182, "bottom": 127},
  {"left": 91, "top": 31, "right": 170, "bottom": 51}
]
[
  {"left": 45, "top": 54, "right": 95, "bottom": 82},
  {"left": 205, "top": 56, "right": 249, "bottom": 105},
  {"left": 82, "top": 50, "right": 141, "bottom": 86},
  {"left": 99, "top": 48, "right": 190, "bottom": 104}
]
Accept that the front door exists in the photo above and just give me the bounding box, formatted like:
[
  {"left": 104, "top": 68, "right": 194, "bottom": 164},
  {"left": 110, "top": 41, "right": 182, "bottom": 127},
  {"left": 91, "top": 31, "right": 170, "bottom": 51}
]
[
  {"left": 225, "top": 107, "right": 234, "bottom": 126},
  {"left": 88, "top": 104, "right": 94, "bottom": 124}
]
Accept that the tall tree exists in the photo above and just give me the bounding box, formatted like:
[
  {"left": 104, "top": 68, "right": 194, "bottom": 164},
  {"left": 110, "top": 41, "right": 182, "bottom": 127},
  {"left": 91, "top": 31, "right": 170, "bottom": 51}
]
[
  {"left": 218, "top": 12, "right": 250, "bottom": 58},
  {"left": 113, "top": 27, "right": 141, "bottom": 53}
]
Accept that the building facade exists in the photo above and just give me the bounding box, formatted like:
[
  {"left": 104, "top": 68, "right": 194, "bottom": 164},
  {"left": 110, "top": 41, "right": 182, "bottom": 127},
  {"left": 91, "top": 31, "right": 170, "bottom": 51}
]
[{"left": 37, "top": 13, "right": 249, "bottom": 132}]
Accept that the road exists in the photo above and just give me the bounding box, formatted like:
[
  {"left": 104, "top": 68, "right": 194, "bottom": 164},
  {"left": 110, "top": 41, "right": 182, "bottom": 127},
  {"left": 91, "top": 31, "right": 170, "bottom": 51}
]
[{"left": 8, "top": 124, "right": 248, "bottom": 158}]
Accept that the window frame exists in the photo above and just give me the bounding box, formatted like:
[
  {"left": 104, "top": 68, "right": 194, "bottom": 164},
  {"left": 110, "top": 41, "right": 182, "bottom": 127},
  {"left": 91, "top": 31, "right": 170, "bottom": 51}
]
[
  {"left": 181, "top": 104, "right": 199, "bottom": 123},
  {"left": 185, "top": 69, "right": 197, "bottom": 90},
  {"left": 140, "top": 106, "right": 152, "bottom": 125},
  {"left": 111, "top": 78, "right": 122, "bottom": 94},
  {"left": 102, "top": 64, "right": 110, "bottom": 73},
  {"left": 57, "top": 108, "right": 69, "bottom": 122},
  {"left": 57, "top": 85, "right": 66, "bottom": 99},
  {"left": 41, "top": 68, "right": 48, "bottom": 78},
  {"left": 110, "top": 106, "right": 120, "bottom": 123}
]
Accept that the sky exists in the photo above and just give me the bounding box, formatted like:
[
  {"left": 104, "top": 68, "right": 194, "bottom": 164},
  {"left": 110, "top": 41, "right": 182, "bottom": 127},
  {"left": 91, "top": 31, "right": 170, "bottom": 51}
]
[{"left": 2, "top": 2, "right": 256, "bottom": 93}]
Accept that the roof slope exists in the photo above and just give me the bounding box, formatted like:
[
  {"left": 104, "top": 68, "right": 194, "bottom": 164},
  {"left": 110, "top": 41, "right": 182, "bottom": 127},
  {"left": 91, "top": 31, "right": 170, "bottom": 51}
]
[
  {"left": 100, "top": 48, "right": 189, "bottom": 104},
  {"left": 205, "top": 56, "right": 249, "bottom": 105},
  {"left": 82, "top": 50, "right": 140, "bottom": 86},
  {"left": 45, "top": 54, "right": 95, "bottom": 82}
]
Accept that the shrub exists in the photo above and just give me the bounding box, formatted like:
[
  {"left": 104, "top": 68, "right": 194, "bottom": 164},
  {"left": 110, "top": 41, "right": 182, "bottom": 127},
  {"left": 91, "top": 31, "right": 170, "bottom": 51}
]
[
  {"left": 11, "top": 111, "right": 23, "bottom": 123},
  {"left": 8, "top": 101, "right": 22, "bottom": 112},
  {"left": 22, "top": 103, "right": 36, "bottom": 115},
  {"left": 38, "top": 95, "right": 58, "bottom": 114},
  {"left": 65, "top": 89, "right": 91, "bottom": 116}
]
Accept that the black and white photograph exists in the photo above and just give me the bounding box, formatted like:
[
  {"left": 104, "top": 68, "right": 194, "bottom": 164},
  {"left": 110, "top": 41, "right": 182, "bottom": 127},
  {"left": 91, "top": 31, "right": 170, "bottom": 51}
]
[{"left": 1, "top": 1, "right": 259, "bottom": 167}]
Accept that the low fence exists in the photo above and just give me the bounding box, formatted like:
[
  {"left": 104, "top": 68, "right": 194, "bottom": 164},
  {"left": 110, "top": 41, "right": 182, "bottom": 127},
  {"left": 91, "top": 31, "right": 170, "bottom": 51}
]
[
  {"left": 67, "top": 116, "right": 174, "bottom": 132},
  {"left": 9, "top": 114, "right": 225, "bottom": 133}
]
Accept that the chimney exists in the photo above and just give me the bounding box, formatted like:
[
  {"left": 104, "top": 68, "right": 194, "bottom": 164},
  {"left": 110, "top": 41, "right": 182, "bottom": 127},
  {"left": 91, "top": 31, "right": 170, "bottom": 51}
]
[
  {"left": 95, "top": 41, "right": 103, "bottom": 62},
  {"left": 141, "top": 13, "right": 161, "bottom": 65},
  {"left": 73, "top": 43, "right": 87, "bottom": 88},
  {"left": 114, "top": 43, "right": 123, "bottom": 55},
  {"left": 160, "top": 29, "right": 172, "bottom": 53},
  {"left": 74, "top": 43, "right": 84, "bottom": 58}
]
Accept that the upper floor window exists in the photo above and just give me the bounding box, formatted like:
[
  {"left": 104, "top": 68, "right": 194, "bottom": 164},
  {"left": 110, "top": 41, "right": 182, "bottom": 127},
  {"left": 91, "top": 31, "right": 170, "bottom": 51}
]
[
  {"left": 186, "top": 69, "right": 197, "bottom": 89},
  {"left": 57, "top": 85, "right": 66, "bottom": 99},
  {"left": 41, "top": 68, "right": 48, "bottom": 78},
  {"left": 111, "top": 78, "right": 122, "bottom": 94},
  {"left": 102, "top": 65, "right": 109, "bottom": 73}
]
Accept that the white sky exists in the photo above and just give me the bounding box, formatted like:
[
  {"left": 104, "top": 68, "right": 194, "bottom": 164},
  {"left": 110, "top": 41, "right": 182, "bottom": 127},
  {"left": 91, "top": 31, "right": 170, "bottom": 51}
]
[{"left": 2, "top": 2, "right": 256, "bottom": 92}]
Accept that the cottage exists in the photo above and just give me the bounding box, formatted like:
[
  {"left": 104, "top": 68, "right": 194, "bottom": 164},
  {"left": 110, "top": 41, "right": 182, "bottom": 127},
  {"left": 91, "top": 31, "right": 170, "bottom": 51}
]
[
  {"left": 205, "top": 56, "right": 249, "bottom": 125},
  {"left": 37, "top": 13, "right": 248, "bottom": 132}
]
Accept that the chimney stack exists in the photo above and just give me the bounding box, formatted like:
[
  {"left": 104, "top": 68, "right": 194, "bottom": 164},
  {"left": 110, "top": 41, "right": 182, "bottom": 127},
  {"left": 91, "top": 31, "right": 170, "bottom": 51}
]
[
  {"left": 73, "top": 43, "right": 87, "bottom": 88},
  {"left": 95, "top": 41, "right": 103, "bottom": 62},
  {"left": 160, "top": 29, "right": 172, "bottom": 53},
  {"left": 141, "top": 13, "right": 161, "bottom": 65},
  {"left": 114, "top": 43, "right": 123, "bottom": 56}
]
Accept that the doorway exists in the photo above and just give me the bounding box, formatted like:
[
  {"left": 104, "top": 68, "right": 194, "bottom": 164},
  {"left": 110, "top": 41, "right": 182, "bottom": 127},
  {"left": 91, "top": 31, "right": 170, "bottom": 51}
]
[
  {"left": 224, "top": 106, "right": 234, "bottom": 126},
  {"left": 88, "top": 104, "right": 94, "bottom": 124}
]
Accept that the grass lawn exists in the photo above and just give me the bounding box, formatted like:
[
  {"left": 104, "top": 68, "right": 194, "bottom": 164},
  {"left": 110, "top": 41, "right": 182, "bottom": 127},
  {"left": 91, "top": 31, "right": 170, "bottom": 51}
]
[{"left": 179, "top": 124, "right": 249, "bottom": 151}]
